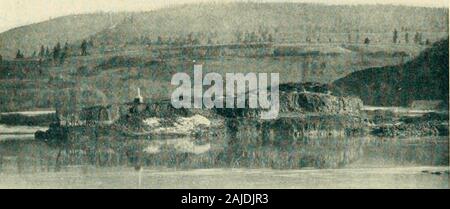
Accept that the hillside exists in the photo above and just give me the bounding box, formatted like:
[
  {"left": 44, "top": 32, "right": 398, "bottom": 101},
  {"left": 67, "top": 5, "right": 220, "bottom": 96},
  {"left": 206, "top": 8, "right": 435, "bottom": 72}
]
[
  {"left": 332, "top": 39, "right": 449, "bottom": 107},
  {"left": 0, "top": 2, "right": 448, "bottom": 57},
  {"left": 0, "top": 13, "right": 128, "bottom": 58},
  {"left": 93, "top": 3, "right": 448, "bottom": 44}
]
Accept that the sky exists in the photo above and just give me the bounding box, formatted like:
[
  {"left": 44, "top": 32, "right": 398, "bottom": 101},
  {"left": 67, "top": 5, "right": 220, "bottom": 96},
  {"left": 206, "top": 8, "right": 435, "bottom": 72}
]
[{"left": 0, "top": 0, "right": 448, "bottom": 33}]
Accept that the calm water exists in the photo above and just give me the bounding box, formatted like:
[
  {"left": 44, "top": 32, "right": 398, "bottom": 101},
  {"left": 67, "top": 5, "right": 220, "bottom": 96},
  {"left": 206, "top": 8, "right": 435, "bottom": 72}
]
[{"left": 0, "top": 124, "right": 448, "bottom": 189}]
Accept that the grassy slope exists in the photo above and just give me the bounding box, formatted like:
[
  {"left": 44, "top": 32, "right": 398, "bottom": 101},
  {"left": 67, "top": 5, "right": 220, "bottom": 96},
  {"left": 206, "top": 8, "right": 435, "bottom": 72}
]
[
  {"left": 92, "top": 3, "right": 448, "bottom": 44},
  {"left": 0, "top": 13, "right": 129, "bottom": 58},
  {"left": 0, "top": 3, "right": 448, "bottom": 57},
  {"left": 0, "top": 3, "right": 448, "bottom": 112},
  {"left": 332, "top": 39, "right": 449, "bottom": 107}
]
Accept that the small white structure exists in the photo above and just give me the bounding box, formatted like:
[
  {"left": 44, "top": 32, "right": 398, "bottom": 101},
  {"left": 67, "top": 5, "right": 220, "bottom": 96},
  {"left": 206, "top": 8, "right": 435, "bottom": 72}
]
[{"left": 134, "top": 87, "right": 144, "bottom": 104}]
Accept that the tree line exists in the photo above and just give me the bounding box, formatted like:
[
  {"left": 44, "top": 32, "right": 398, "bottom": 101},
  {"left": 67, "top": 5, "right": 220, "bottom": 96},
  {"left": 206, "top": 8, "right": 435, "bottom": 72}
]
[
  {"left": 393, "top": 29, "right": 429, "bottom": 45},
  {"left": 10, "top": 39, "right": 94, "bottom": 63},
  {"left": 3, "top": 28, "right": 433, "bottom": 63}
]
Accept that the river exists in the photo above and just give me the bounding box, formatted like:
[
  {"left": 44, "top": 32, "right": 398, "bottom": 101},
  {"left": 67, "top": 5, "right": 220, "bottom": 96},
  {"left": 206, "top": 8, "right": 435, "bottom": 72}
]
[{"left": 0, "top": 124, "right": 448, "bottom": 189}]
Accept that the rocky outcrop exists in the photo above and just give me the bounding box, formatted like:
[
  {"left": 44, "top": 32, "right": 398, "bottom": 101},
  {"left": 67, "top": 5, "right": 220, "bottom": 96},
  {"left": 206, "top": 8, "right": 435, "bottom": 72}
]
[
  {"left": 371, "top": 121, "right": 446, "bottom": 137},
  {"left": 216, "top": 91, "right": 363, "bottom": 119},
  {"left": 279, "top": 92, "right": 363, "bottom": 115},
  {"left": 371, "top": 112, "right": 449, "bottom": 137}
]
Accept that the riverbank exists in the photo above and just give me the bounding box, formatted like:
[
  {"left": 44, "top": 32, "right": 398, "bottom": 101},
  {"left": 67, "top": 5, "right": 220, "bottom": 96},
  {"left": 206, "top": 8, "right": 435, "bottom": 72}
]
[{"left": 0, "top": 111, "right": 56, "bottom": 126}]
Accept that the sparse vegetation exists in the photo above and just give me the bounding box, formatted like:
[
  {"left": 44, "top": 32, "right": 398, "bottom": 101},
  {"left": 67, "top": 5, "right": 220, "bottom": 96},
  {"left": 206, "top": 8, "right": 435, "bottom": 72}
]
[{"left": 0, "top": 2, "right": 447, "bottom": 113}]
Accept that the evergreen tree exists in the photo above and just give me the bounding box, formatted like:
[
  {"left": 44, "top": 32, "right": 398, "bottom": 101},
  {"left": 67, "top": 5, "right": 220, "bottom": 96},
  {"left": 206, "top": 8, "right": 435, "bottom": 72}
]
[
  {"left": 45, "top": 47, "right": 50, "bottom": 58},
  {"left": 16, "top": 49, "right": 24, "bottom": 59},
  {"left": 414, "top": 32, "right": 419, "bottom": 44},
  {"left": 393, "top": 29, "right": 398, "bottom": 44},
  {"left": 39, "top": 45, "right": 45, "bottom": 58},
  {"left": 53, "top": 42, "right": 61, "bottom": 61},
  {"left": 81, "top": 40, "right": 88, "bottom": 56},
  {"left": 60, "top": 42, "right": 69, "bottom": 64}
]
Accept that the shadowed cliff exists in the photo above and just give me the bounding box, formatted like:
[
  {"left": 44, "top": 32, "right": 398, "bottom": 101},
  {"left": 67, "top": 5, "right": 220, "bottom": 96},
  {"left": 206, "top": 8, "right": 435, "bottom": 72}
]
[{"left": 332, "top": 39, "right": 449, "bottom": 107}]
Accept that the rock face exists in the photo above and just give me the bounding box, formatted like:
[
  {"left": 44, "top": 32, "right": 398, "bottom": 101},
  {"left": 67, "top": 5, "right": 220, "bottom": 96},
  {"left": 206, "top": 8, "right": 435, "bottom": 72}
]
[
  {"left": 371, "top": 112, "right": 449, "bottom": 137},
  {"left": 216, "top": 90, "right": 364, "bottom": 119},
  {"left": 371, "top": 121, "right": 445, "bottom": 137},
  {"left": 139, "top": 114, "right": 213, "bottom": 136},
  {"left": 279, "top": 92, "right": 363, "bottom": 115},
  {"left": 41, "top": 85, "right": 366, "bottom": 142},
  {"left": 220, "top": 90, "right": 366, "bottom": 139}
]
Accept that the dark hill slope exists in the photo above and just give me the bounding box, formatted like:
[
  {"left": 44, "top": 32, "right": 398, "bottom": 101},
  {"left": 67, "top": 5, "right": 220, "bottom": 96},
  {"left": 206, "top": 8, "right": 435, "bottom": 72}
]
[{"left": 332, "top": 39, "right": 449, "bottom": 107}]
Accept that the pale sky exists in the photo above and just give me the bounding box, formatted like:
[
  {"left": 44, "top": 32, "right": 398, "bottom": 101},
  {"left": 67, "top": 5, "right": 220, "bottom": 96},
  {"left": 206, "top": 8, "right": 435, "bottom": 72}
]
[{"left": 0, "top": 0, "right": 448, "bottom": 33}]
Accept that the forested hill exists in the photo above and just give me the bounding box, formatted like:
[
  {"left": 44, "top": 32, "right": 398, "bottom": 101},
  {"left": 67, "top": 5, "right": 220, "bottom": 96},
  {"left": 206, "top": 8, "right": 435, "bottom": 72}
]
[
  {"left": 332, "top": 38, "right": 449, "bottom": 107},
  {"left": 1, "top": 2, "right": 448, "bottom": 57}
]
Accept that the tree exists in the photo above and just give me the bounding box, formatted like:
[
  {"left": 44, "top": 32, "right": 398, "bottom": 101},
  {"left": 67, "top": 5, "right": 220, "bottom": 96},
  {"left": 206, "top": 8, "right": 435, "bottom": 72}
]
[
  {"left": 16, "top": 49, "right": 24, "bottom": 59},
  {"left": 81, "top": 40, "right": 88, "bottom": 56},
  {"left": 45, "top": 47, "right": 50, "bottom": 58},
  {"left": 192, "top": 37, "right": 200, "bottom": 45},
  {"left": 0, "top": 54, "right": 2, "bottom": 63},
  {"left": 63, "top": 42, "right": 70, "bottom": 54},
  {"left": 39, "top": 45, "right": 45, "bottom": 58},
  {"left": 53, "top": 42, "right": 61, "bottom": 61},
  {"left": 364, "top": 37, "right": 370, "bottom": 45},
  {"left": 157, "top": 36, "right": 164, "bottom": 45},
  {"left": 414, "top": 32, "right": 422, "bottom": 44},
  {"left": 60, "top": 42, "right": 69, "bottom": 64},
  {"left": 393, "top": 29, "right": 398, "bottom": 44},
  {"left": 414, "top": 32, "right": 419, "bottom": 44},
  {"left": 187, "top": 33, "right": 193, "bottom": 45},
  {"left": 405, "top": 32, "right": 409, "bottom": 43},
  {"left": 268, "top": 34, "right": 273, "bottom": 43}
]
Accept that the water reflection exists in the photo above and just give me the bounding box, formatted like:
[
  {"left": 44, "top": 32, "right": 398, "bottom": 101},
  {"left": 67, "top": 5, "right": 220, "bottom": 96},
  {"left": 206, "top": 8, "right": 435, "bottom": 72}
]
[{"left": 0, "top": 126, "right": 448, "bottom": 174}]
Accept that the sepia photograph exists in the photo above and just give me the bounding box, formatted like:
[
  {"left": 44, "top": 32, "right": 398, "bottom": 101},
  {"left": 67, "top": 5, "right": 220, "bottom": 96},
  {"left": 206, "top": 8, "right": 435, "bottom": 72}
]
[{"left": 0, "top": 0, "right": 448, "bottom": 192}]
